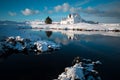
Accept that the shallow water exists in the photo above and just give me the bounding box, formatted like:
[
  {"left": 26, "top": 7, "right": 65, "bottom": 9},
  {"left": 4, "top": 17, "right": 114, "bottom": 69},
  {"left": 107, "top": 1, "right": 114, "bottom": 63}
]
[{"left": 0, "top": 25, "right": 120, "bottom": 80}]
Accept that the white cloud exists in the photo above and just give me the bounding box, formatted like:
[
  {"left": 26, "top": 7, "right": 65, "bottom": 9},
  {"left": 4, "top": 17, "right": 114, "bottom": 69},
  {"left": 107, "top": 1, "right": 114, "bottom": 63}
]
[
  {"left": 54, "top": 3, "right": 70, "bottom": 12},
  {"left": 82, "top": 2, "right": 120, "bottom": 18},
  {"left": 70, "top": 7, "right": 76, "bottom": 13},
  {"left": 54, "top": 5, "right": 62, "bottom": 12},
  {"left": 8, "top": 11, "right": 16, "bottom": 16},
  {"left": 54, "top": 3, "right": 83, "bottom": 13},
  {"left": 62, "top": 3, "right": 70, "bottom": 12},
  {"left": 70, "top": 7, "right": 82, "bottom": 13},
  {"left": 21, "top": 8, "right": 40, "bottom": 16}
]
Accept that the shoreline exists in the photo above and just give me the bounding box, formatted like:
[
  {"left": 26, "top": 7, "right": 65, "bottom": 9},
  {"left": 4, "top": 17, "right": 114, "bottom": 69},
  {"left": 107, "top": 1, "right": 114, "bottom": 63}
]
[{"left": 28, "top": 23, "right": 120, "bottom": 32}]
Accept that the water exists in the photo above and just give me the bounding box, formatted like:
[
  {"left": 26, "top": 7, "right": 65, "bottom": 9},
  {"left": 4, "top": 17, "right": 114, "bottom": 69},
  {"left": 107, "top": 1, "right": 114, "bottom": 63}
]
[{"left": 0, "top": 25, "right": 120, "bottom": 80}]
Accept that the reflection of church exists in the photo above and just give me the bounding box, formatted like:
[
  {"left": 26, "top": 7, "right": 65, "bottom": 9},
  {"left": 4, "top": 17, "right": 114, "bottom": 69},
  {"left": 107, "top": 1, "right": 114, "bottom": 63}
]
[{"left": 61, "top": 13, "right": 83, "bottom": 24}]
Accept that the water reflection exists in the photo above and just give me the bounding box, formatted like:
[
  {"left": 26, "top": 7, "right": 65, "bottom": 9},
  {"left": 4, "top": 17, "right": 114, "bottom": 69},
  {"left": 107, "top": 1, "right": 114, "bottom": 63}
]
[
  {"left": 32, "top": 29, "right": 120, "bottom": 41},
  {"left": 45, "top": 31, "right": 52, "bottom": 38}
]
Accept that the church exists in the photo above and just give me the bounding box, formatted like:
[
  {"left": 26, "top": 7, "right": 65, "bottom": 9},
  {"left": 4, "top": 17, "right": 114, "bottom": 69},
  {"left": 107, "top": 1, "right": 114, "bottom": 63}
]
[{"left": 60, "top": 13, "right": 83, "bottom": 24}]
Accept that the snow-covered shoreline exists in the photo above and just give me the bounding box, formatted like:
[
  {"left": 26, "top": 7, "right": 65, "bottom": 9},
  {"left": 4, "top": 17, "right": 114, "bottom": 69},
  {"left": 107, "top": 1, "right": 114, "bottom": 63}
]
[
  {"left": 29, "top": 23, "right": 120, "bottom": 32},
  {"left": 55, "top": 57, "right": 102, "bottom": 80}
]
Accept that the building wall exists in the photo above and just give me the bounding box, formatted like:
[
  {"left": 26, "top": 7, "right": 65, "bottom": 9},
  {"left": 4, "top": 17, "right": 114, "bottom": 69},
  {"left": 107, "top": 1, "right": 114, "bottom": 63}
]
[{"left": 60, "top": 13, "right": 82, "bottom": 24}]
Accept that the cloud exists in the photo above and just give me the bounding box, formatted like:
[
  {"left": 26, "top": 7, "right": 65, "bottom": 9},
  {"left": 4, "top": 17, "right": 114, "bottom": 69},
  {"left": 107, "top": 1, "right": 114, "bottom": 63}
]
[
  {"left": 82, "top": 2, "right": 120, "bottom": 18},
  {"left": 54, "top": 3, "right": 70, "bottom": 12},
  {"left": 83, "top": 6, "right": 102, "bottom": 14},
  {"left": 97, "top": 2, "right": 120, "bottom": 18},
  {"left": 8, "top": 11, "right": 16, "bottom": 16},
  {"left": 70, "top": 7, "right": 82, "bottom": 13},
  {"left": 75, "top": 0, "right": 91, "bottom": 7},
  {"left": 62, "top": 3, "right": 70, "bottom": 12},
  {"left": 54, "top": 5, "right": 62, "bottom": 12},
  {"left": 21, "top": 8, "right": 40, "bottom": 16}
]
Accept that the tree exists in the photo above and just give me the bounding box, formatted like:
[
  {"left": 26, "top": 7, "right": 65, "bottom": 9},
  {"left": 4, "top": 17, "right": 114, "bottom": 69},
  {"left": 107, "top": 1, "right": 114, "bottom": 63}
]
[{"left": 45, "top": 16, "right": 52, "bottom": 24}]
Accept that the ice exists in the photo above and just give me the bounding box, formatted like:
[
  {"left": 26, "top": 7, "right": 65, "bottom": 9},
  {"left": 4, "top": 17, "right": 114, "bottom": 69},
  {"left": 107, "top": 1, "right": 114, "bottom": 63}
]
[
  {"left": 65, "top": 64, "right": 85, "bottom": 80},
  {"left": 0, "top": 36, "right": 61, "bottom": 54},
  {"left": 55, "top": 57, "right": 102, "bottom": 80},
  {"left": 34, "top": 41, "right": 48, "bottom": 52},
  {"left": 15, "top": 36, "right": 23, "bottom": 42}
]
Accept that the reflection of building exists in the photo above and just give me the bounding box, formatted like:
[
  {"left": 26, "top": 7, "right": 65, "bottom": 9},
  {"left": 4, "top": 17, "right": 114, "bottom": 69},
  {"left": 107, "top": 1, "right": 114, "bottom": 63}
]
[{"left": 61, "top": 13, "right": 83, "bottom": 24}]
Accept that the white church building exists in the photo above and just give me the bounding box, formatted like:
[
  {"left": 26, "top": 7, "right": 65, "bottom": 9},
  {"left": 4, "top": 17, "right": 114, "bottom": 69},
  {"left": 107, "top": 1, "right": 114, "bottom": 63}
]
[{"left": 60, "top": 13, "right": 83, "bottom": 24}]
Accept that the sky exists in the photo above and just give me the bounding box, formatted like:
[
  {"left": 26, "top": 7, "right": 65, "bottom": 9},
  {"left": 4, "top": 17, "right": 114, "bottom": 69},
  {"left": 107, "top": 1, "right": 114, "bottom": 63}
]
[{"left": 0, "top": 0, "right": 120, "bottom": 23}]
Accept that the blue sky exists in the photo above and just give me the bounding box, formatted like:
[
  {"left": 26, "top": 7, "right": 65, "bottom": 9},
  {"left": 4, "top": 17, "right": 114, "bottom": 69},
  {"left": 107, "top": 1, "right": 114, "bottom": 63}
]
[{"left": 0, "top": 0, "right": 120, "bottom": 23}]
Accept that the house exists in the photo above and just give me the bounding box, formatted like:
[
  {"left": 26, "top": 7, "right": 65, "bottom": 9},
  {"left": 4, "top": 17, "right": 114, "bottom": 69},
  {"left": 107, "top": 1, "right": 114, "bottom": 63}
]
[{"left": 60, "top": 13, "right": 83, "bottom": 24}]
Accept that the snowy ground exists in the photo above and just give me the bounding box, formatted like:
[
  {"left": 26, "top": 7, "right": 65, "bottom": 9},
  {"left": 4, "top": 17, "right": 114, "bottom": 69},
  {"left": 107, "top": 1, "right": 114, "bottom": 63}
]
[{"left": 29, "top": 23, "right": 120, "bottom": 31}]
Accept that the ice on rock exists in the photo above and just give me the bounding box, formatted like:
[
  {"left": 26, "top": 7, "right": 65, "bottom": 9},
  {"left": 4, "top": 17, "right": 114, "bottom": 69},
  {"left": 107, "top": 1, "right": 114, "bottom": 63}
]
[
  {"left": 7, "top": 36, "right": 14, "bottom": 40},
  {"left": 58, "top": 65, "right": 85, "bottom": 80},
  {"left": 34, "top": 41, "right": 48, "bottom": 52},
  {"left": 34, "top": 41, "right": 60, "bottom": 52},
  {"left": 0, "top": 36, "right": 61, "bottom": 54},
  {"left": 56, "top": 58, "right": 102, "bottom": 80},
  {"left": 65, "top": 64, "right": 85, "bottom": 80},
  {"left": 15, "top": 36, "right": 23, "bottom": 42},
  {"left": 95, "top": 61, "right": 102, "bottom": 65},
  {"left": 6, "top": 36, "right": 15, "bottom": 42}
]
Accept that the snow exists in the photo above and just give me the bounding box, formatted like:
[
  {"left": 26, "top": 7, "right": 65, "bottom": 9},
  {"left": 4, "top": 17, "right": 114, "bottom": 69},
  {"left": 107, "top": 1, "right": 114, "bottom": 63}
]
[
  {"left": 15, "top": 36, "right": 24, "bottom": 42},
  {"left": 28, "top": 22, "right": 120, "bottom": 31},
  {"left": 65, "top": 64, "right": 85, "bottom": 80},
  {"left": 0, "top": 36, "right": 61, "bottom": 54},
  {"left": 55, "top": 58, "right": 102, "bottom": 80},
  {"left": 34, "top": 41, "right": 49, "bottom": 52}
]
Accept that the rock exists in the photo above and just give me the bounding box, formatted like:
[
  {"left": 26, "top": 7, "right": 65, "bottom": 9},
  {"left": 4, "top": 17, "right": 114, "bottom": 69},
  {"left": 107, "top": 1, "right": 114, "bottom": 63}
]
[
  {"left": 0, "top": 36, "right": 61, "bottom": 56},
  {"left": 55, "top": 58, "right": 102, "bottom": 80}
]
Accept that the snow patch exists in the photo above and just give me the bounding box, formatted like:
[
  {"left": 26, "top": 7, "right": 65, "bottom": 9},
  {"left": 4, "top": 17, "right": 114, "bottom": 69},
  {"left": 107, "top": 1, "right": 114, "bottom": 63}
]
[
  {"left": 0, "top": 36, "right": 61, "bottom": 55},
  {"left": 55, "top": 57, "right": 102, "bottom": 80}
]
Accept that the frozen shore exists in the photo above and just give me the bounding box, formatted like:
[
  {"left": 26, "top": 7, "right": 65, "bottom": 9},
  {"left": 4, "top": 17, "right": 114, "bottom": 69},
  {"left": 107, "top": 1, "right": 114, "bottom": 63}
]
[{"left": 29, "top": 23, "right": 120, "bottom": 31}]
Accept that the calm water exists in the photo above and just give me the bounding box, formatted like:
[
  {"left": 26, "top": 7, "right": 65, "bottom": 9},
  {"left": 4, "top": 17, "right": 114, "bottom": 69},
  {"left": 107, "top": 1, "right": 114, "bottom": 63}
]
[{"left": 0, "top": 25, "right": 120, "bottom": 80}]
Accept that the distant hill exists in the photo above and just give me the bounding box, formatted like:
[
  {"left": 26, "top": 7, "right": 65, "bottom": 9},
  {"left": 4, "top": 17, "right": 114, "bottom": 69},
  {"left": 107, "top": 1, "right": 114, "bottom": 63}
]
[{"left": 0, "top": 20, "right": 26, "bottom": 26}]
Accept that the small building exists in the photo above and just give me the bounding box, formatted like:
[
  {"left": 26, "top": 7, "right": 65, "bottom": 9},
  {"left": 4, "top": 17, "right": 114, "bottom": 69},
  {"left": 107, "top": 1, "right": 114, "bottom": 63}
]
[{"left": 60, "top": 13, "right": 83, "bottom": 24}]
